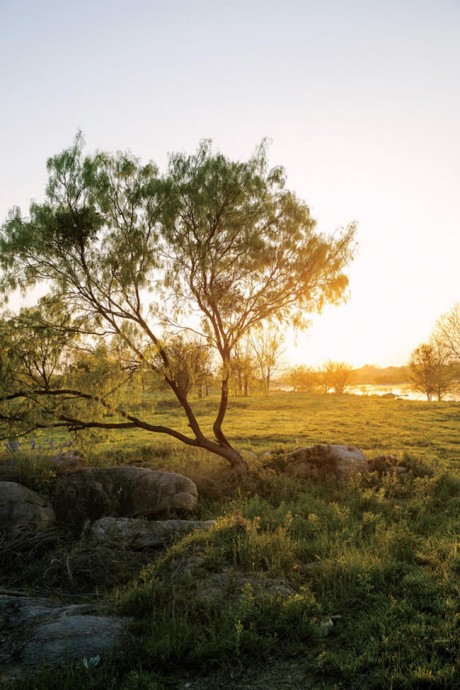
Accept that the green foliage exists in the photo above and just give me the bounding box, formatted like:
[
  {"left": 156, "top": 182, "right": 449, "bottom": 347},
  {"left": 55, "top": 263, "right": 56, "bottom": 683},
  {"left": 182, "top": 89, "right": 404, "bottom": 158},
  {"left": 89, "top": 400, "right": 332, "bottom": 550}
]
[{"left": 0, "top": 135, "right": 355, "bottom": 468}]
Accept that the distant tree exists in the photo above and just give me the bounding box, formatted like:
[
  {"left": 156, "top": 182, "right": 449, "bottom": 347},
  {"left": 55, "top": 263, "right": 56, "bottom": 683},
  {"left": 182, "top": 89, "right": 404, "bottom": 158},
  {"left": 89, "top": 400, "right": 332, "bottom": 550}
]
[
  {"left": 156, "top": 335, "right": 214, "bottom": 398},
  {"left": 227, "top": 343, "right": 255, "bottom": 397},
  {"left": 249, "top": 322, "right": 285, "bottom": 396},
  {"left": 313, "top": 361, "right": 334, "bottom": 394},
  {"left": 0, "top": 135, "right": 356, "bottom": 472},
  {"left": 408, "top": 343, "right": 455, "bottom": 401},
  {"left": 327, "top": 361, "right": 356, "bottom": 394},
  {"left": 284, "top": 364, "right": 317, "bottom": 392},
  {"left": 432, "top": 303, "right": 460, "bottom": 362},
  {"left": 312, "top": 361, "right": 355, "bottom": 394}
]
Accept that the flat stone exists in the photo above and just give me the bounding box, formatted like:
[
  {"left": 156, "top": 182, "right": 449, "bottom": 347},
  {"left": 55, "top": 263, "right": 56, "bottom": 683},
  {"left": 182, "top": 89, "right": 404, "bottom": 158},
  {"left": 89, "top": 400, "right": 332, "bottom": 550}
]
[
  {"left": 0, "top": 594, "right": 129, "bottom": 678},
  {"left": 90, "top": 516, "right": 214, "bottom": 549}
]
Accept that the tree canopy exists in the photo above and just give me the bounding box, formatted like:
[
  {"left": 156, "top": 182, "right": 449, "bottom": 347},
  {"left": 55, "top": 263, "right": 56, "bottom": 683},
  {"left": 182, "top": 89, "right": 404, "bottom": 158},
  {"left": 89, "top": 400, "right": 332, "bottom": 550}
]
[{"left": 0, "top": 135, "right": 356, "bottom": 471}]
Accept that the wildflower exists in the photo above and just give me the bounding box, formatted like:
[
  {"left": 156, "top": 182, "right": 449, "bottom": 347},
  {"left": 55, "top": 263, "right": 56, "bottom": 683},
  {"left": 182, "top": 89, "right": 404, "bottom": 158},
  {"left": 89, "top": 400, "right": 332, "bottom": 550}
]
[{"left": 5, "top": 439, "right": 20, "bottom": 453}]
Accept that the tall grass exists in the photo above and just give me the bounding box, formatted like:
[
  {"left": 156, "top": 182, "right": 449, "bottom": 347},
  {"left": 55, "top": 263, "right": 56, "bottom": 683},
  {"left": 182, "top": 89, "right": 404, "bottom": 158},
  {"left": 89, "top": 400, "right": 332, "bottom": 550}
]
[{"left": 2, "top": 392, "right": 459, "bottom": 689}]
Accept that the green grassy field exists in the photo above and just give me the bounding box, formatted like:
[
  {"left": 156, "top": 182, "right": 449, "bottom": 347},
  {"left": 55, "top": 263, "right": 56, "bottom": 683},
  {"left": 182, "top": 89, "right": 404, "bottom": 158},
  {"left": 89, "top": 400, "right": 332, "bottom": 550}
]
[{"left": 2, "top": 392, "right": 460, "bottom": 689}]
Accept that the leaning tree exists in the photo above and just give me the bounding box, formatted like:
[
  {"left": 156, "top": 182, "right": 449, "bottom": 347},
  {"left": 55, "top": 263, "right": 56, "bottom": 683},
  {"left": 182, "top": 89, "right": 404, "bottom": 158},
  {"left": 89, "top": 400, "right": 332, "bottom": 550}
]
[{"left": 0, "top": 135, "right": 356, "bottom": 472}]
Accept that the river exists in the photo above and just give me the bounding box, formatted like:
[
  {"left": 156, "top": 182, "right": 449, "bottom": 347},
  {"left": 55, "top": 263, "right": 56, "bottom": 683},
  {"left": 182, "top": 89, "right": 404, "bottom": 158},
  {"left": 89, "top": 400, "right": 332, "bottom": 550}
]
[{"left": 347, "top": 383, "right": 460, "bottom": 402}]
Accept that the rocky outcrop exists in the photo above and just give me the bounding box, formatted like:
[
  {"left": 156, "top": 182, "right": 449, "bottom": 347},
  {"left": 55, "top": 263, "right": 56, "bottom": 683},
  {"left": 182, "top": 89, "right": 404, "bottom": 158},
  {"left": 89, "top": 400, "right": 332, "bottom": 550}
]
[
  {"left": 90, "top": 516, "right": 214, "bottom": 549},
  {"left": 0, "top": 481, "right": 56, "bottom": 538},
  {"left": 52, "top": 466, "right": 198, "bottom": 528},
  {"left": 283, "top": 444, "right": 370, "bottom": 480},
  {"left": 0, "top": 594, "right": 128, "bottom": 678}
]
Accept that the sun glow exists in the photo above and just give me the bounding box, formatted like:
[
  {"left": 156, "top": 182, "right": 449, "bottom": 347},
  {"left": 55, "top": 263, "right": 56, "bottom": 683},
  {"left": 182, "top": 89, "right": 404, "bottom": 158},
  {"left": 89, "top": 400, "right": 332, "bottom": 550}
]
[{"left": 1, "top": 0, "right": 459, "bottom": 371}]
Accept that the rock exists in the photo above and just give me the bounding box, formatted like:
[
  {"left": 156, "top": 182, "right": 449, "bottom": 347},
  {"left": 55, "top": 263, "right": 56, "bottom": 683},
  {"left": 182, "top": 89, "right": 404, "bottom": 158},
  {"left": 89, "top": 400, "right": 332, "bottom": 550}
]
[
  {"left": 0, "top": 594, "right": 128, "bottom": 678},
  {"left": 368, "top": 455, "right": 408, "bottom": 475},
  {"left": 52, "top": 467, "right": 198, "bottom": 529},
  {"left": 0, "top": 481, "right": 56, "bottom": 539},
  {"left": 283, "top": 444, "right": 369, "bottom": 480},
  {"left": 90, "top": 516, "right": 214, "bottom": 549}
]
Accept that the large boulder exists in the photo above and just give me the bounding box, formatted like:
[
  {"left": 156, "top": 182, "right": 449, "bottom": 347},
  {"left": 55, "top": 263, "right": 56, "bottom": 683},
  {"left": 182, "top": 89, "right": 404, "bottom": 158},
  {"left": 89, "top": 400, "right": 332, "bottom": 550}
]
[
  {"left": 52, "top": 466, "right": 198, "bottom": 528},
  {"left": 90, "top": 516, "right": 214, "bottom": 549},
  {"left": 0, "top": 594, "right": 128, "bottom": 678},
  {"left": 0, "top": 481, "right": 56, "bottom": 538},
  {"left": 283, "top": 444, "right": 369, "bottom": 480}
]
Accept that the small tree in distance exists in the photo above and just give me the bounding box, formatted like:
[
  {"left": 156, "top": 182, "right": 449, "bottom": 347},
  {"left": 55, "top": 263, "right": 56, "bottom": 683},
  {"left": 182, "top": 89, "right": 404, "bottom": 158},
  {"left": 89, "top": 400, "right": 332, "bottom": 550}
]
[
  {"left": 0, "top": 135, "right": 356, "bottom": 473},
  {"left": 314, "top": 362, "right": 336, "bottom": 394},
  {"left": 325, "top": 361, "right": 356, "bottom": 394},
  {"left": 227, "top": 343, "right": 255, "bottom": 397},
  {"left": 250, "top": 321, "right": 286, "bottom": 396},
  {"left": 432, "top": 303, "right": 460, "bottom": 362},
  {"left": 408, "top": 343, "right": 455, "bottom": 401},
  {"left": 156, "top": 335, "right": 214, "bottom": 399},
  {"left": 284, "top": 365, "right": 317, "bottom": 392}
]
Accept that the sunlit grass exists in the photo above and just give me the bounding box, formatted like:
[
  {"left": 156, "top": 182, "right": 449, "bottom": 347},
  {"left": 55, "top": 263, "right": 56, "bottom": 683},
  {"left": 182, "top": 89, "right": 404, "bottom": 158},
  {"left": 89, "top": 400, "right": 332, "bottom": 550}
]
[
  {"left": 3, "top": 392, "right": 460, "bottom": 689},
  {"left": 80, "top": 391, "right": 460, "bottom": 470}
]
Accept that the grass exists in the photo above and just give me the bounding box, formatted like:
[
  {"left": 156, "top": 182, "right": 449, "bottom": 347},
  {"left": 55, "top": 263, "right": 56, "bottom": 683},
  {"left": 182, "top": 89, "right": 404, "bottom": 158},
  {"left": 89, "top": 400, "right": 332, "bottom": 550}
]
[{"left": 1, "top": 392, "right": 459, "bottom": 689}]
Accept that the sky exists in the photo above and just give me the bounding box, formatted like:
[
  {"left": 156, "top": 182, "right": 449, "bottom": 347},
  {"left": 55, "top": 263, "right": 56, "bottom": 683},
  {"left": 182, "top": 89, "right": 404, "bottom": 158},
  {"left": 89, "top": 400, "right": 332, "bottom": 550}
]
[{"left": 1, "top": 0, "right": 459, "bottom": 367}]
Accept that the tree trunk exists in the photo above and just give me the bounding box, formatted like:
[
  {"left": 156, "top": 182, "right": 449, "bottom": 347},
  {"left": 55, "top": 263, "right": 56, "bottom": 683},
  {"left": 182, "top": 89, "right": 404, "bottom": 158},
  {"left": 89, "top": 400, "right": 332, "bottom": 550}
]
[
  {"left": 210, "top": 367, "right": 249, "bottom": 475},
  {"left": 217, "top": 445, "right": 250, "bottom": 474},
  {"left": 198, "top": 437, "right": 249, "bottom": 474}
]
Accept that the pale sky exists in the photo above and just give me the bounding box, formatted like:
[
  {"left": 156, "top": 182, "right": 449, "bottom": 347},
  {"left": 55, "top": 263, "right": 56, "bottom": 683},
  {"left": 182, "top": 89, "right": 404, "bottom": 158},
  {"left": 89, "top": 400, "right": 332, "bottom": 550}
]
[{"left": 1, "top": 0, "right": 459, "bottom": 367}]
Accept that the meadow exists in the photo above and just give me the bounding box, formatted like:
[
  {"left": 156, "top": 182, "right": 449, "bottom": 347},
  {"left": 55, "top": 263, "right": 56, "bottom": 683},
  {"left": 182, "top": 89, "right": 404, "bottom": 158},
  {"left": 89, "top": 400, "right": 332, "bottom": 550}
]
[{"left": 1, "top": 392, "right": 459, "bottom": 689}]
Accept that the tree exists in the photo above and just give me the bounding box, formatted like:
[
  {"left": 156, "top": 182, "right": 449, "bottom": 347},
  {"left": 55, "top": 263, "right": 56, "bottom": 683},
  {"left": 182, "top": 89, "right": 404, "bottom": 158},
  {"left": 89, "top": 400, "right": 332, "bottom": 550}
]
[
  {"left": 408, "top": 343, "right": 455, "bottom": 401},
  {"left": 313, "top": 361, "right": 336, "bottom": 394},
  {"left": 249, "top": 321, "right": 285, "bottom": 396},
  {"left": 155, "top": 335, "right": 214, "bottom": 398},
  {"left": 0, "top": 135, "right": 356, "bottom": 472},
  {"left": 227, "top": 344, "right": 255, "bottom": 397},
  {"left": 326, "top": 361, "right": 356, "bottom": 394},
  {"left": 432, "top": 303, "right": 460, "bottom": 362},
  {"left": 284, "top": 365, "right": 317, "bottom": 392},
  {"left": 307, "top": 361, "right": 355, "bottom": 394}
]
